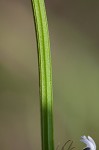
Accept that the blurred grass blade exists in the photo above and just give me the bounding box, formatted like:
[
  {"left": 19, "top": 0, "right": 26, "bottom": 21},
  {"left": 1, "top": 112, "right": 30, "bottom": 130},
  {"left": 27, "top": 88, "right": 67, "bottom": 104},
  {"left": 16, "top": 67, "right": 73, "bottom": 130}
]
[{"left": 31, "top": 0, "right": 54, "bottom": 150}]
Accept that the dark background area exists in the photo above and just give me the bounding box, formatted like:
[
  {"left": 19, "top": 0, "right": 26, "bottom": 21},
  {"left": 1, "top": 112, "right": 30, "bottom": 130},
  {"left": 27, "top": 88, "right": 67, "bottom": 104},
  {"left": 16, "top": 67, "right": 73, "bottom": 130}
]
[{"left": 0, "top": 0, "right": 99, "bottom": 149}]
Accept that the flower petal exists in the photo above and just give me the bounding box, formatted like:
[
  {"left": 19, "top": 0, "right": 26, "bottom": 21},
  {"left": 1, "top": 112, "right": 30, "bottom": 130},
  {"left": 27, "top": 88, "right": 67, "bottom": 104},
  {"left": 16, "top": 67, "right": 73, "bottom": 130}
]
[
  {"left": 88, "top": 136, "right": 96, "bottom": 150},
  {"left": 80, "top": 136, "right": 95, "bottom": 150}
]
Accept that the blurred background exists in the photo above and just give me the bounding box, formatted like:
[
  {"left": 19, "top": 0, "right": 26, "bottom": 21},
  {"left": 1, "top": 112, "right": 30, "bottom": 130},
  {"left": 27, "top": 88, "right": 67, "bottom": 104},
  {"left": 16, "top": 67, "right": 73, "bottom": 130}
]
[{"left": 0, "top": 0, "right": 99, "bottom": 149}]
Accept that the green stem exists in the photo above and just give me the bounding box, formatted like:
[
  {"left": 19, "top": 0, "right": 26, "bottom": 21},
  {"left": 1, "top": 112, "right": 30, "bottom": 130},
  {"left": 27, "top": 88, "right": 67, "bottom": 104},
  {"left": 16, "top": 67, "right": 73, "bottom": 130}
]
[{"left": 31, "top": 0, "right": 54, "bottom": 150}]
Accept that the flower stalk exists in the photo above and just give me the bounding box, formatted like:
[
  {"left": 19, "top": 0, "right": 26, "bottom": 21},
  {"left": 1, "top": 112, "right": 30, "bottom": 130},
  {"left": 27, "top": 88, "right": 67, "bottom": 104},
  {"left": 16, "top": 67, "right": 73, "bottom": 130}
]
[{"left": 31, "top": 0, "right": 54, "bottom": 150}]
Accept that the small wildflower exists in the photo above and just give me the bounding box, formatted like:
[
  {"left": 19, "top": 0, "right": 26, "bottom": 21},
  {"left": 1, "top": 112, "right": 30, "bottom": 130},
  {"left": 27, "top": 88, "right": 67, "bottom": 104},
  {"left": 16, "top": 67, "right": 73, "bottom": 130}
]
[{"left": 80, "top": 136, "right": 96, "bottom": 150}]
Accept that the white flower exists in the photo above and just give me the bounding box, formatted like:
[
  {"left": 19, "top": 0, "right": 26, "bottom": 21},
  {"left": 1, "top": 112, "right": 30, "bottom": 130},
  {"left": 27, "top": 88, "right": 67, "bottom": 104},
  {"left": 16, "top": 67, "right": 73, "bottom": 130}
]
[{"left": 80, "top": 136, "right": 96, "bottom": 150}]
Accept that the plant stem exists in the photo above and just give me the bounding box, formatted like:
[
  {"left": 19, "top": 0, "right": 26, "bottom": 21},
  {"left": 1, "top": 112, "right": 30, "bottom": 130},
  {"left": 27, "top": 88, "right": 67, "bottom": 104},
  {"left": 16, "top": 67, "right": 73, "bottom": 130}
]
[{"left": 31, "top": 0, "right": 54, "bottom": 150}]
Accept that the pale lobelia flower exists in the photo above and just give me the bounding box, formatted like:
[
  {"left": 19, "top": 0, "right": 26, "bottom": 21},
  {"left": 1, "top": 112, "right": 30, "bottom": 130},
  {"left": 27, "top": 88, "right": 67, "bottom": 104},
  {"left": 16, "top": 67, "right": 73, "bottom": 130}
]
[{"left": 80, "top": 136, "right": 96, "bottom": 150}]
